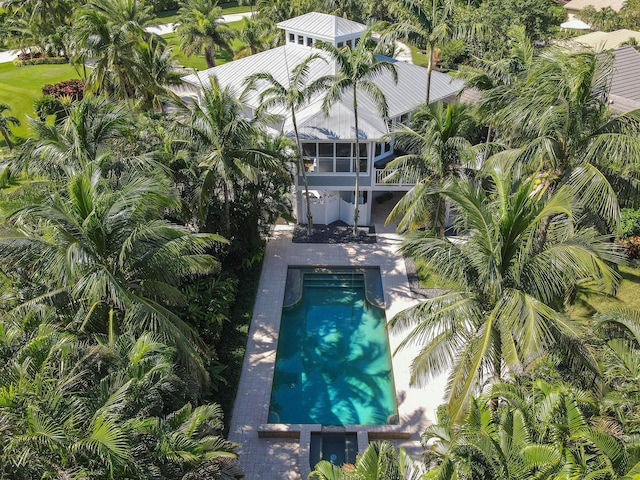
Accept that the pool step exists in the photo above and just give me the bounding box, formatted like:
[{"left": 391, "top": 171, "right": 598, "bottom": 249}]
[{"left": 304, "top": 273, "right": 365, "bottom": 289}]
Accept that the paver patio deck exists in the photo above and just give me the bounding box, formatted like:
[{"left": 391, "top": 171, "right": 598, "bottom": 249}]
[{"left": 229, "top": 214, "right": 447, "bottom": 478}]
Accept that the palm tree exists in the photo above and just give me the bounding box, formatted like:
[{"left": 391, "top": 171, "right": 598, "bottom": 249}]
[
  {"left": 175, "top": 0, "right": 234, "bottom": 69},
  {"left": 309, "top": 441, "right": 424, "bottom": 479},
  {"left": 321, "top": 32, "right": 398, "bottom": 235},
  {"left": 180, "top": 76, "right": 285, "bottom": 234},
  {"left": 424, "top": 378, "right": 633, "bottom": 479},
  {"left": 383, "top": 101, "right": 474, "bottom": 234},
  {"left": 233, "top": 16, "right": 274, "bottom": 59},
  {"left": 20, "top": 97, "right": 130, "bottom": 178},
  {"left": 485, "top": 48, "right": 640, "bottom": 230},
  {"left": 244, "top": 53, "right": 332, "bottom": 234},
  {"left": 0, "top": 171, "right": 226, "bottom": 366},
  {"left": 72, "top": 0, "right": 150, "bottom": 102},
  {"left": 385, "top": 0, "right": 455, "bottom": 103},
  {"left": 0, "top": 103, "right": 20, "bottom": 150},
  {"left": 390, "top": 161, "right": 624, "bottom": 419}
]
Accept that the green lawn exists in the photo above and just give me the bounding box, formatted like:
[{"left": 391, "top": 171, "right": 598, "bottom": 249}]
[
  {"left": 410, "top": 45, "right": 428, "bottom": 67},
  {"left": 162, "top": 20, "right": 245, "bottom": 69},
  {"left": 152, "top": 2, "right": 250, "bottom": 24},
  {"left": 415, "top": 258, "right": 459, "bottom": 290},
  {"left": 570, "top": 265, "right": 640, "bottom": 320},
  {"left": 0, "top": 62, "right": 81, "bottom": 144}
]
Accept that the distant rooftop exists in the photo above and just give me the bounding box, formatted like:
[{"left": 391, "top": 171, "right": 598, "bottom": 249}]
[
  {"left": 564, "top": 0, "right": 625, "bottom": 12},
  {"left": 572, "top": 29, "right": 640, "bottom": 50},
  {"left": 277, "top": 12, "right": 367, "bottom": 41},
  {"left": 610, "top": 46, "right": 640, "bottom": 113}
]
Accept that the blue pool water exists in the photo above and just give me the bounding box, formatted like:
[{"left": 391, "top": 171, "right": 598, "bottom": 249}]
[{"left": 268, "top": 268, "right": 398, "bottom": 426}]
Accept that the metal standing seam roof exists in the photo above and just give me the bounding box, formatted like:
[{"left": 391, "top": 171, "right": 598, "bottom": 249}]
[
  {"left": 610, "top": 46, "right": 640, "bottom": 113},
  {"left": 181, "top": 45, "right": 464, "bottom": 141},
  {"left": 276, "top": 12, "right": 368, "bottom": 40}
]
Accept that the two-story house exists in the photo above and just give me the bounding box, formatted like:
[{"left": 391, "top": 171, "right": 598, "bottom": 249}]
[{"left": 181, "top": 12, "right": 464, "bottom": 226}]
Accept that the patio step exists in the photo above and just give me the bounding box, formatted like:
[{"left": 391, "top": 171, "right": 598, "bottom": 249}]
[{"left": 304, "top": 273, "right": 364, "bottom": 289}]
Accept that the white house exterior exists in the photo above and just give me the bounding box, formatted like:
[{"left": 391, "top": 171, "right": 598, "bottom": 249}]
[{"left": 181, "top": 12, "right": 464, "bottom": 226}]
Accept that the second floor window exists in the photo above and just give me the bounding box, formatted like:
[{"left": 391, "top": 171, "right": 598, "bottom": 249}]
[{"left": 302, "top": 142, "right": 368, "bottom": 173}]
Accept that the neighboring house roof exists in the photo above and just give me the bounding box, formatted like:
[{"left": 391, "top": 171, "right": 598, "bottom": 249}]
[
  {"left": 572, "top": 29, "right": 640, "bottom": 50},
  {"left": 181, "top": 44, "right": 464, "bottom": 141},
  {"left": 610, "top": 45, "right": 640, "bottom": 113},
  {"left": 563, "top": 0, "right": 625, "bottom": 12},
  {"left": 276, "top": 12, "right": 367, "bottom": 41}
]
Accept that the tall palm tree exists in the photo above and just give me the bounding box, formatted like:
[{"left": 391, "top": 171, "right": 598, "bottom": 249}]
[
  {"left": 390, "top": 161, "right": 624, "bottom": 419},
  {"left": 0, "top": 103, "right": 20, "bottom": 150},
  {"left": 385, "top": 0, "right": 455, "bottom": 103},
  {"left": 383, "top": 101, "right": 474, "bottom": 233},
  {"left": 244, "top": 53, "right": 332, "bottom": 234},
  {"left": 321, "top": 32, "right": 398, "bottom": 234},
  {"left": 72, "top": 0, "right": 151, "bottom": 102},
  {"left": 175, "top": 0, "right": 234, "bottom": 69},
  {"left": 233, "top": 16, "right": 274, "bottom": 59},
  {"left": 0, "top": 171, "right": 226, "bottom": 365},
  {"left": 485, "top": 48, "right": 640, "bottom": 230},
  {"left": 180, "top": 76, "right": 285, "bottom": 234}
]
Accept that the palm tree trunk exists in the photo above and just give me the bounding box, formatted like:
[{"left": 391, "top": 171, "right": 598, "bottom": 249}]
[
  {"left": 223, "top": 181, "right": 231, "bottom": 235},
  {"left": 292, "top": 107, "right": 313, "bottom": 234},
  {"left": 353, "top": 86, "right": 361, "bottom": 236},
  {"left": 1, "top": 130, "right": 13, "bottom": 150},
  {"left": 205, "top": 46, "right": 216, "bottom": 68},
  {"left": 426, "top": 43, "right": 433, "bottom": 104}
]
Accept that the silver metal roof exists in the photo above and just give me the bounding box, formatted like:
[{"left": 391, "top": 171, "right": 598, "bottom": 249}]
[
  {"left": 276, "top": 12, "right": 367, "bottom": 40},
  {"left": 610, "top": 46, "right": 640, "bottom": 113},
  {"left": 181, "top": 44, "right": 464, "bottom": 141}
]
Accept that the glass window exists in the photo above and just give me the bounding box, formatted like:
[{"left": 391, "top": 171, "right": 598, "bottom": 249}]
[
  {"left": 336, "top": 158, "right": 351, "bottom": 172},
  {"left": 304, "top": 158, "right": 316, "bottom": 172},
  {"left": 307, "top": 37, "right": 313, "bottom": 46},
  {"left": 302, "top": 143, "right": 317, "bottom": 157},
  {"left": 298, "top": 35, "right": 304, "bottom": 45},
  {"left": 359, "top": 159, "right": 368, "bottom": 173},
  {"left": 375, "top": 143, "right": 382, "bottom": 157},
  {"left": 355, "top": 143, "right": 367, "bottom": 158},
  {"left": 318, "top": 158, "right": 333, "bottom": 172},
  {"left": 337, "top": 42, "right": 344, "bottom": 47},
  {"left": 336, "top": 143, "right": 351, "bottom": 157},
  {"left": 319, "top": 144, "right": 333, "bottom": 157},
  {"left": 346, "top": 39, "right": 352, "bottom": 48},
  {"left": 289, "top": 33, "right": 295, "bottom": 42}
]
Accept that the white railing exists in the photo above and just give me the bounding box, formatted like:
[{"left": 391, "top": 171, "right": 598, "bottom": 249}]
[{"left": 374, "top": 168, "right": 420, "bottom": 187}]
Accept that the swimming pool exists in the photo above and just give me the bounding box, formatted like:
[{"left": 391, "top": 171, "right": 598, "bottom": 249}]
[{"left": 268, "top": 267, "right": 398, "bottom": 426}]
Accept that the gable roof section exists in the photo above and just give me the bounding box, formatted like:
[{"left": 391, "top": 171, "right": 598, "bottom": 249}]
[
  {"left": 564, "top": 0, "right": 625, "bottom": 12},
  {"left": 572, "top": 29, "right": 640, "bottom": 50},
  {"left": 276, "top": 12, "right": 367, "bottom": 40},
  {"left": 181, "top": 46, "right": 464, "bottom": 140},
  {"left": 610, "top": 45, "right": 640, "bottom": 113}
]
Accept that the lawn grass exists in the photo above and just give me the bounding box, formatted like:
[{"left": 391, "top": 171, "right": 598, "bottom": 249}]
[
  {"left": 415, "top": 258, "right": 459, "bottom": 290},
  {"left": 162, "top": 20, "right": 245, "bottom": 69},
  {"left": 410, "top": 45, "right": 428, "bottom": 67},
  {"left": 569, "top": 264, "right": 640, "bottom": 320},
  {"left": 152, "top": 2, "right": 250, "bottom": 24},
  {"left": 0, "top": 62, "right": 81, "bottom": 144}
]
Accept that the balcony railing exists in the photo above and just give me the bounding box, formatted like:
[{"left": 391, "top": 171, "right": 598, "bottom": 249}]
[{"left": 374, "top": 168, "right": 420, "bottom": 187}]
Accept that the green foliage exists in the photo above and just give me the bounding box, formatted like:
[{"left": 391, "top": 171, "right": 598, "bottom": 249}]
[
  {"left": 437, "top": 39, "right": 468, "bottom": 69},
  {"left": 620, "top": 208, "right": 640, "bottom": 238},
  {"left": 13, "top": 56, "right": 68, "bottom": 66}
]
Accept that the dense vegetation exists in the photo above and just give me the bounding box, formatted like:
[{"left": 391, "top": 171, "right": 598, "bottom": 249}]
[{"left": 2, "top": 0, "right": 640, "bottom": 478}]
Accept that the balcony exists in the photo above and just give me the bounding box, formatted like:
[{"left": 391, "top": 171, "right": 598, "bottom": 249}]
[{"left": 373, "top": 168, "right": 420, "bottom": 188}]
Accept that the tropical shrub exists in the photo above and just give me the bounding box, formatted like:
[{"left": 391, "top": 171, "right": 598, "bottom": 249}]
[
  {"left": 13, "top": 56, "right": 67, "bottom": 66},
  {"left": 438, "top": 38, "right": 469, "bottom": 69},
  {"left": 42, "top": 79, "right": 85, "bottom": 101}
]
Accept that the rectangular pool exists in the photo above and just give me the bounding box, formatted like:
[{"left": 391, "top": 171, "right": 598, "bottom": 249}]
[{"left": 268, "top": 267, "right": 398, "bottom": 426}]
